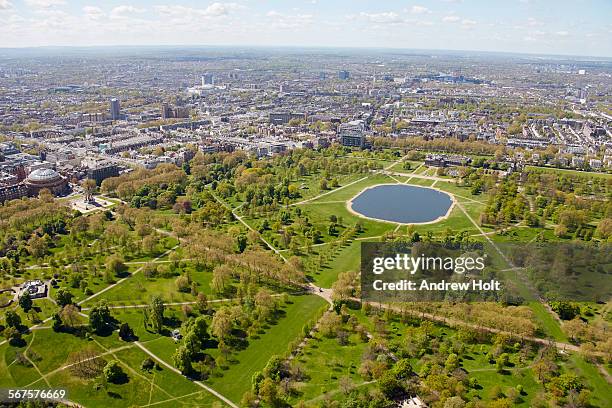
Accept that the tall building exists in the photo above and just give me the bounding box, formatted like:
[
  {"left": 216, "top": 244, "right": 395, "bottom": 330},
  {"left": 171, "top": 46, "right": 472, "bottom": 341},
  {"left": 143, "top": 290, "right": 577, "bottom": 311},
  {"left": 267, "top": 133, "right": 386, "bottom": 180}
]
[
  {"left": 202, "top": 73, "right": 214, "bottom": 85},
  {"left": 110, "top": 98, "right": 121, "bottom": 120},
  {"left": 161, "top": 102, "right": 170, "bottom": 119},
  {"left": 338, "top": 70, "right": 350, "bottom": 80},
  {"left": 339, "top": 120, "right": 366, "bottom": 148},
  {"left": 162, "top": 103, "right": 189, "bottom": 119}
]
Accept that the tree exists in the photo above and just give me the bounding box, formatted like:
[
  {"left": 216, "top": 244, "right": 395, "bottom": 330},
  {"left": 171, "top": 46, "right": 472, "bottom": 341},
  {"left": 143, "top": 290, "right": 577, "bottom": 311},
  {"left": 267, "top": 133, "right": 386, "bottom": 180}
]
[
  {"left": 393, "top": 359, "right": 413, "bottom": 380},
  {"left": 211, "top": 265, "right": 231, "bottom": 293},
  {"left": 89, "top": 301, "right": 111, "bottom": 333},
  {"left": 595, "top": 218, "right": 612, "bottom": 240},
  {"left": 378, "top": 371, "right": 404, "bottom": 398},
  {"left": 445, "top": 353, "right": 460, "bottom": 372},
  {"left": 196, "top": 292, "right": 208, "bottom": 313},
  {"left": 550, "top": 301, "right": 580, "bottom": 320},
  {"left": 106, "top": 255, "right": 127, "bottom": 277},
  {"left": 235, "top": 234, "right": 248, "bottom": 253},
  {"left": 4, "top": 326, "right": 21, "bottom": 345},
  {"left": 141, "top": 357, "right": 155, "bottom": 371},
  {"left": 191, "top": 316, "right": 210, "bottom": 342},
  {"left": 18, "top": 293, "right": 32, "bottom": 312},
  {"left": 263, "top": 355, "right": 284, "bottom": 381},
  {"left": 119, "top": 323, "right": 134, "bottom": 341},
  {"left": 173, "top": 345, "right": 193, "bottom": 375},
  {"left": 444, "top": 396, "right": 466, "bottom": 408},
  {"left": 82, "top": 178, "right": 97, "bottom": 202},
  {"left": 60, "top": 304, "right": 82, "bottom": 328},
  {"left": 5, "top": 310, "right": 21, "bottom": 328},
  {"left": 27, "top": 234, "right": 48, "bottom": 259},
  {"left": 52, "top": 313, "right": 63, "bottom": 332},
  {"left": 211, "top": 307, "right": 232, "bottom": 340},
  {"left": 148, "top": 296, "right": 165, "bottom": 333},
  {"left": 55, "top": 288, "right": 74, "bottom": 307},
  {"left": 258, "top": 377, "right": 278, "bottom": 404},
  {"left": 175, "top": 275, "right": 190, "bottom": 292},
  {"left": 103, "top": 360, "right": 126, "bottom": 384}
]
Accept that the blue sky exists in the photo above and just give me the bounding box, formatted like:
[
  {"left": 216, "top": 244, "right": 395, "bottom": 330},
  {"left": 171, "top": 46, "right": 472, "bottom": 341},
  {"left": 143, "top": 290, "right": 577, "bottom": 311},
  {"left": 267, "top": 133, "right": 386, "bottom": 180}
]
[{"left": 0, "top": 0, "right": 610, "bottom": 57}]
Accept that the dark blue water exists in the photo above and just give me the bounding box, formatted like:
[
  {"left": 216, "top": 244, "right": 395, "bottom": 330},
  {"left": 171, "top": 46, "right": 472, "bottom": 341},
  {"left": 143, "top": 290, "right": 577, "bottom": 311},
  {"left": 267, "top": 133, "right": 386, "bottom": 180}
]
[{"left": 350, "top": 184, "right": 453, "bottom": 223}]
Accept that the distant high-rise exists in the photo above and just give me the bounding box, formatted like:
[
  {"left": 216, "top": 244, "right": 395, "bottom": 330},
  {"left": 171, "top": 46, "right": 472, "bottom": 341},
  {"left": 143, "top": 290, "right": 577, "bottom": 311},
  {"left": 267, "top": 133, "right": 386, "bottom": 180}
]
[
  {"left": 202, "top": 73, "right": 214, "bottom": 86},
  {"left": 161, "top": 102, "right": 170, "bottom": 119},
  {"left": 110, "top": 98, "right": 121, "bottom": 120},
  {"left": 338, "top": 70, "right": 350, "bottom": 80},
  {"left": 339, "top": 120, "right": 366, "bottom": 148}
]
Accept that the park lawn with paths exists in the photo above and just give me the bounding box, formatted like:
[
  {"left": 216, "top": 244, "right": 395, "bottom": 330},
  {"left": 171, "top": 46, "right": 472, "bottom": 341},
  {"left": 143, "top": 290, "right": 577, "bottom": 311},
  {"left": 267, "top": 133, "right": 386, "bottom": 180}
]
[
  {"left": 301, "top": 200, "right": 396, "bottom": 239},
  {"left": 407, "top": 177, "right": 436, "bottom": 187},
  {"left": 289, "top": 330, "right": 371, "bottom": 404},
  {"left": 311, "top": 239, "right": 361, "bottom": 288},
  {"left": 306, "top": 173, "right": 396, "bottom": 204},
  {"left": 0, "top": 329, "right": 105, "bottom": 388},
  {"left": 291, "top": 172, "right": 369, "bottom": 202},
  {"left": 205, "top": 294, "right": 328, "bottom": 402},
  {"left": 110, "top": 345, "right": 222, "bottom": 407},
  {"left": 387, "top": 160, "right": 423, "bottom": 173},
  {"left": 567, "top": 354, "right": 611, "bottom": 407}
]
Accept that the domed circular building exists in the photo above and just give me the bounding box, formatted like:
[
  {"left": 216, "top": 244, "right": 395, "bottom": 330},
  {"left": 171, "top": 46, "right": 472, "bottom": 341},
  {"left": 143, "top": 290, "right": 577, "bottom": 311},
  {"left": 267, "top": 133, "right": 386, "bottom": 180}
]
[{"left": 25, "top": 168, "right": 68, "bottom": 196}]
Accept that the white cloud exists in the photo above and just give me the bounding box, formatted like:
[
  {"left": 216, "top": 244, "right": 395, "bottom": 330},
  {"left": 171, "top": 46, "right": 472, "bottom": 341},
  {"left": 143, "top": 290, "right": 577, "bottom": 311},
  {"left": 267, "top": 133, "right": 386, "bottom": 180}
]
[
  {"left": 83, "top": 6, "right": 104, "bottom": 21},
  {"left": 0, "top": 0, "right": 12, "bottom": 10},
  {"left": 358, "top": 11, "right": 404, "bottom": 24},
  {"left": 24, "top": 0, "right": 65, "bottom": 8},
  {"left": 442, "top": 15, "right": 460, "bottom": 23},
  {"left": 266, "top": 10, "right": 314, "bottom": 29},
  {"left": 409, "top": 6, "right": 430, "bottom": 15},
  {"left": 555, "top": 30, "right": 569, "bottom": 36},
  {"left": 526, "top": 17, "right": 542, "bottom": 27},
  {"left": 111, "top": 5, "right": 146, "bottom": 16},
  {"left": 461, "top": 19, "right": 477, "bottom": 27},
  {"left": 154, "top": 3, "right": 240, "bottom": 18}
]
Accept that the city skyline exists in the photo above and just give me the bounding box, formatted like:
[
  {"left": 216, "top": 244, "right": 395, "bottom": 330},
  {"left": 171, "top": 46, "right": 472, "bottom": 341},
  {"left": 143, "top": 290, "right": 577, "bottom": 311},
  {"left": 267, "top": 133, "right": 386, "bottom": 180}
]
[{"left": 0, "top": 0, "right": 610, "bottom": 58}]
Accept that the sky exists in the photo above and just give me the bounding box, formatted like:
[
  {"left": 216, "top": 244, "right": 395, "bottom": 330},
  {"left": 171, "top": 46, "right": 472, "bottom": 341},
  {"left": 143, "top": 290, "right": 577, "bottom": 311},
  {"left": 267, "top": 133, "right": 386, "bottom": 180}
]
[{"left": 0, "top": 0, "right": 610, "bottom": 57}]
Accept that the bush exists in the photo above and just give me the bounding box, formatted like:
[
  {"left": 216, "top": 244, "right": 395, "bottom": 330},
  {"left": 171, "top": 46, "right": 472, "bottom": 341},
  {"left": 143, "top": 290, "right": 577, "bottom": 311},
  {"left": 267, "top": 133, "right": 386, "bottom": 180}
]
[
  {"left": 175, "top": 275, "right": 190, "bottom": 292},
  {"left": 141, "top": 357, "right": 155, "bottom": 371},
  {"left": 103, "top": 360, "right": 126, "bottom": 384}
]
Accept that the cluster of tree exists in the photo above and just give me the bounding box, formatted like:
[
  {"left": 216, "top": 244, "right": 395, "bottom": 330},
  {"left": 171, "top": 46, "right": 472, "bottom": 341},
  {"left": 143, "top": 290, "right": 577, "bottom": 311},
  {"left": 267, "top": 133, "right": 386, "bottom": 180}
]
[
  {"left": 0, "top": 194, "right": 69, "bottom": 259},
  {"left": 101, "top": 163, "right": 187, "bottom": 209},
  {"left": 172, "top": 290, "right": 290, "bottom": 381},
  {"left": 399, "top": 302, "right": 536, "bottom": 339},
  {"left": 373, "top": 137, "right": 501, "bottom": 156},
  {"left": 173, "top": 315, "right": 210, "bottom": 376}
]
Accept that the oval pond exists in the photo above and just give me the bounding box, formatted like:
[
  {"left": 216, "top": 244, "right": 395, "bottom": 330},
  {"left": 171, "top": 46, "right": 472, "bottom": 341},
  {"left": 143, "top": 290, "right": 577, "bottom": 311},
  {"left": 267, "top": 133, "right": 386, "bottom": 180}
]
[{"left": 349, "top": 184, "right": 454, "bottom": 224}]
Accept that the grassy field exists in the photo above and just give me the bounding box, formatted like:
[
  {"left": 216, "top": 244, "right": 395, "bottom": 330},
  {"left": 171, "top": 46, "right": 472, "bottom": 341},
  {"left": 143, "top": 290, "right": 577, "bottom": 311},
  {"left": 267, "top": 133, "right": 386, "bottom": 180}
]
[
  {"left": 312, "top": 240, "right": 361, "bottom": 288},
  {"left": 204, "top": 294, "right": 328, "bottom": 402},
  {"left": 289, "top": 328, "right": 371, "bottom": 404}
]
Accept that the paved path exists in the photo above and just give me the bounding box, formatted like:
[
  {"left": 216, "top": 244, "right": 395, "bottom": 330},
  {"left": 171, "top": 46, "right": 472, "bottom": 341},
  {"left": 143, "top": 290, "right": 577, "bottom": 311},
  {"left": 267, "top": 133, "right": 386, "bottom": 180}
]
[
  {"left": 369, "top": 301, "right": 595, "bottom": 355},
  {"left": 135, "top": 341, "right": 238, "bottom": 408},
  {"left": 291, "top": 175, "right": 369, "bottom": 206},
  {"left": 76, "top": 244, "right": 179, "bottom": 307}
]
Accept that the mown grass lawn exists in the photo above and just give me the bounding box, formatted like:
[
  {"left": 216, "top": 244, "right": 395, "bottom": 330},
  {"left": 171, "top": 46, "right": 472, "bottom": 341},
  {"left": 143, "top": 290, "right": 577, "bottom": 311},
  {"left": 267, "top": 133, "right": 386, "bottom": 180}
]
[
  {"left": 206, "top": 294, "right": 328, "bottom": 402},
  {"left": 289, "top": 330, "right": 370, "bottom": 404},
  {"left": 312, "top": 240, "right": 361, "bottom": 288}
]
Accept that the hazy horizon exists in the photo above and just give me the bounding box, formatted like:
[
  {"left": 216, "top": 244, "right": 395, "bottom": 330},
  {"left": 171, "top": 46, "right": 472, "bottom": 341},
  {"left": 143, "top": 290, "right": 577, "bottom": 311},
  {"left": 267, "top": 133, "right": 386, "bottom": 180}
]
[
  {"left": 0, "top": 43, "right": 610, "bottom": 62},
  {"left": 0, "top": 0, "right": 610, "bottom": 58}
]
